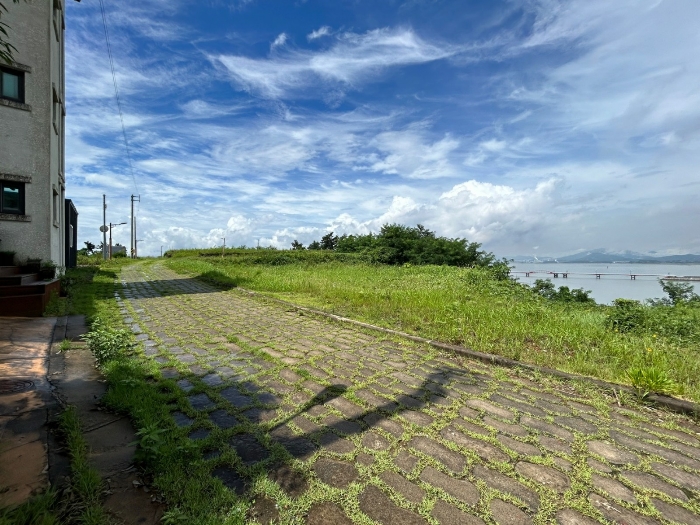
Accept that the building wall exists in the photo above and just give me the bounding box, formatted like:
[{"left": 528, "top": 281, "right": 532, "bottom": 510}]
[{"left": 0, "top": 0, "right": 65, "bottom": 267}]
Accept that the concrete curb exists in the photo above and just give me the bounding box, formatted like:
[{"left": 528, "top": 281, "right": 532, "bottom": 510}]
[{"left": 235, "top": 288, "right": 700, "bottom": 418}]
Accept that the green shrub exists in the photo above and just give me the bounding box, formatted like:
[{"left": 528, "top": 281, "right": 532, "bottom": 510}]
[
  {"left": 81, "top": 317, "right": 132, "bottom": 365},
  {"left": 532, "top": 279, "right": 595, "bottom": 304},
  {"left": 607, "top": 298, "right": 646, "bottom": 332}
]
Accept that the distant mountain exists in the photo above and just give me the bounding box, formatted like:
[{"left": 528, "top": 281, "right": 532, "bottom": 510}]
[{"left": 507, "top": 249, "right": 700, "bottom": 264}]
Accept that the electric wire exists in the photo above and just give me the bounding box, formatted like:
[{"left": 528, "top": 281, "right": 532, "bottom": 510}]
[{"left": 97, "top": 0, "right": 139, "bottom": 202}]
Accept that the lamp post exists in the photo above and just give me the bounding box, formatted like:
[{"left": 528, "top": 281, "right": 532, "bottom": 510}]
[{"left": 109, "top": 222, "right": 127, "bottom": 259}]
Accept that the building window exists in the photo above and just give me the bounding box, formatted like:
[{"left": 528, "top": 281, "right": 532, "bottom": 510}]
[
  {"left": 53, "top": 88, "right": 59, "bottom": 131},
  {"left": 0, "top": 67, "right": 24, "bottom": 103},
  {"left": 53, "top": 187, "right": 59, "bottom": 225},
  {"left": 1, "top": 182, "right": 25, "bottom": 215}
]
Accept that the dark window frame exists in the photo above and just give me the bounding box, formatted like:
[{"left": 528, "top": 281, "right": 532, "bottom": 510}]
[
  {"left": 0, "top": 181, "right": 26, "bottom": 215},
  {"left": 0, "top": 66, "right": 25, "bottom": 103}
]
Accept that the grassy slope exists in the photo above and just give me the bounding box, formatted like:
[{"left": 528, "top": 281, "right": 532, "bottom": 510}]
[{"left": 164, "top": 257, "right": 700, "bottom": 402}]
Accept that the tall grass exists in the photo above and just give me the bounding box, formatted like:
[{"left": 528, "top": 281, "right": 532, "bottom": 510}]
[{"left": 165, "top": 257, "right": 700, "bottom": 401}]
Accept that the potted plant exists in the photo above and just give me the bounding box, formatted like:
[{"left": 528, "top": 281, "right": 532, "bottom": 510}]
[
  {"left": 0, "top": 251, "right": 15, "bottom": 266},
  {"left": 39, "top": 260, "right": 57, "bottom": 280},
  {"left": 24, "top": 258, "right": 41, "bottom": 273}
]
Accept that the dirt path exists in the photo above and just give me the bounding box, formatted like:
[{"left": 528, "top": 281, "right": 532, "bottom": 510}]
[{"left": 119, "top": 262, "right": 700, "bottom": 524}]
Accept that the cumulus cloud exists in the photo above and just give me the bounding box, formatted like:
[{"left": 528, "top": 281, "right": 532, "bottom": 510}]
[{"left": 260, "top": 179, "right": 561, "bottom": 250}]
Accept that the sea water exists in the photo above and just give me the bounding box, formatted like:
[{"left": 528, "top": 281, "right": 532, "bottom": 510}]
[{"left": 510, "top": 263, "right": 700, "bottom": 305}]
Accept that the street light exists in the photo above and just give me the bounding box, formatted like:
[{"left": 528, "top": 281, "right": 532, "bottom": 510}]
[{"left": 109, "top": 222, "right": 127, "bottom": 259}]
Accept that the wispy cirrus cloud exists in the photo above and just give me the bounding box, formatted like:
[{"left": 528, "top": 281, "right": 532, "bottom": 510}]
[
  {"left": 214, "top": 27, "right": 460, "bottom": 99},
  {"left": 307, "top": 25, "right": 332, "bottom": 41}
]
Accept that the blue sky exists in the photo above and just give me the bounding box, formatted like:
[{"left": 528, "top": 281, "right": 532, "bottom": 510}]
[{"left": 64, "top": 0, "right": 700, "bottom": 257}]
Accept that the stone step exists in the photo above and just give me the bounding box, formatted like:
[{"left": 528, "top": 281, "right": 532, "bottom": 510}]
[{"left": 0, "top": 273, "right": 39, "bottom": 286}]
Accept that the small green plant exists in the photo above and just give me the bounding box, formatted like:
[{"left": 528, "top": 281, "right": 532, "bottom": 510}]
[
  {"left": 81, "top": 317, "right": 132, "bottom": 365},
  {"left": 131, "top": 422, "right": 167, "bottom": 466},
  {"left": 161, "top": 508, "right": 190, "bottom": 525},
  {"left": 626, "top": 366, "right": 678, "bottom": 400},
  {"left": 59, "top": 338, "right": 71, "bottom": 352}
]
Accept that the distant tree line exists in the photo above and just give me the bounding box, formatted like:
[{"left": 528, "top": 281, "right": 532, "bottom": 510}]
[{"left": 292, "top": 224, "right": 501, "bottom": 268}]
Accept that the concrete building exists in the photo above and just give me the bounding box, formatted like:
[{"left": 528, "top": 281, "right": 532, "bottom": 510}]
[{"left": 0, "top": 0, "right": 66, "bottom": 268}]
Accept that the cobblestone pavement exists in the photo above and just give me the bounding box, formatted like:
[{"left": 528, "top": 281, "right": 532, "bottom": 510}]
[{"left": 118, "top": 263, "right": 700, "bottom": 524}]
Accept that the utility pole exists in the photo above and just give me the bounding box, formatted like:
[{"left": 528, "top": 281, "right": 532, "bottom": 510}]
[
  {"left": 160, "top": 246, "right": 163, "bottom": 257},
  {"left": 102, "top": 194, "right": 107, "bottom": 260},
  {"left": 130, "top": 195, "right": 140, "bottom": 258},
  {"left": 222, "top": 237, "right": 225, "bottom": 258}
]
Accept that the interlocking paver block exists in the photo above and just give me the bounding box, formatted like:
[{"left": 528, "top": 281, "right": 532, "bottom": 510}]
[
  {"left": 591, "top": 473, "right": 637, "bottom": 504},
  {"left": 313, "top": 458, "right": 358, "bottom": 488},
  {"left": 440, "top": 426, "right": 509, "bottom": 463},
  {"left": 651, "top": 498, "right": 700, "bottom": 524},
  {"left": 306, "top": 502, "right": 353, "bottom": 525},
  {"left": 588, "top": 493, "right": 658, "bottom": 525},
  {"left": 489, "top": 498, "right": 532, "bottom": 525},
  {"left": 473, "top": 465, "right": 539, "bottom": 511},
  {"left": 621, "top": 471, "right": 688, "bottom": 501},
  {"left": 651, "top": 462, "right": 700, "bottom": 491},
  {"left": 359, "top": 485, "right": 427, "bottom": 525},
  {"left": 420, "top": 466, "right": 480, "bottom": 505},
  {"left": 380, "top": 471, "right": 425, "bottom": 504},
  {"left": 431, "top": 500, "right": 486, "bottom": 525},
  {"left": 515, "top": 462, "right": 569, "bottom": 494},
  {"left": 555, "top": 509, "right": 601, "bottom": 525},
  {"left": 409, "top": 436, "right": 466, "bottom": 473},
  {"left": 465, "top": 399, "right": 515, "bottom": 421},
  {"left": 587, "top": 440, "right": 640, "bottom": 465}
]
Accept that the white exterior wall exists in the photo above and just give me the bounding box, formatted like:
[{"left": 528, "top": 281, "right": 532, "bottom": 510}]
[{"left": 0, "top": 0, "right": 65, "bottom": 267}]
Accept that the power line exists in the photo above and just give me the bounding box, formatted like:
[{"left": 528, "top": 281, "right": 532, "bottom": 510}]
[{"left": 97, "top": 0, "right": 139, "bottom": 197}]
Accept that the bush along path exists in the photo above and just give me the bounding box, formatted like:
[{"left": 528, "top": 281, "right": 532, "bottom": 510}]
[{"left": 108, "top": 261, "right": 700, "bottom": 524}]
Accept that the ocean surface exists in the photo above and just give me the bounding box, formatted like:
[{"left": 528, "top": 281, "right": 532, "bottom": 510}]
[{"left": 510, "top": 263, "right": 700, "bottom": 305}]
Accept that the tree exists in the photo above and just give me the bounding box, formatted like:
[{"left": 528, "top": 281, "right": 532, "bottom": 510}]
[
  {"left": 320, "top": 232, "right": 338, "bottom": 250},
  {"left": 660, "top": 280, "right": 698, "bottom": 305},
  {"left": 307, "top": 240, "right": 321, "bottom": 250},
  {"left": 1, "top": 1, "right": 21, "bottom": 65},
  {"left": 290, "top": 240, "right": 304, "bottom": 250},
  {"left": 84, "top": 241, "right": 96, "bottom": 255}
]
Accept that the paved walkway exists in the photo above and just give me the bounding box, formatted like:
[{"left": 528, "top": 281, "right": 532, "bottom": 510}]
[
  {"left": 0, "top": 317, "right": 56, "bottom": 507},
  {"left": 120, "top": 263, "right": 700, "bottom": 524}
]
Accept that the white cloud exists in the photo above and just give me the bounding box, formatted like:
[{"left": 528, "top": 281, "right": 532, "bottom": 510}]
[
  {"left": 365, "top": 130, "right": 460, "bottom": 179},
  {"left": 307, "top": 26, "right": 332, "bottom": 41},
  {"left": 271, "top": 32, "right": 288, "bottom": 50},
  {"left": 214, "top": 27, "right": 459, "bottom": 98}
]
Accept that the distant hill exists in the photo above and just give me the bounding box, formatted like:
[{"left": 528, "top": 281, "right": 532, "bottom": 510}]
[{"left": 508, "top": 249, "right": 700, "bottom": 264}]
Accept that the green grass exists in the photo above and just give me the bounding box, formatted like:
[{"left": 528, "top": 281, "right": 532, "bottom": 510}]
[
  {"left": 66, "top": 262, "right": 248, "bottom": 524},
  {"left": 0, "top": 406, "right": 108, "bottom": 525},
  {"left": 163, "top": 256, "right": 700, "bottom": 402}
]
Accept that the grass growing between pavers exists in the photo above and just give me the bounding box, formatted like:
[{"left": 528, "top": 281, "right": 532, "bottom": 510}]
[
  {"left": 57, "top": 260, "right": 700, "bottom": 524},
  {"left": 0, "top": 406, "right": 108, "bottom": 525},
  {"left": 163, "top": 256, "right": 700, "bottom": 402},
  {"left": 63, "top": 264, "right": 250, "bottom": 524}
]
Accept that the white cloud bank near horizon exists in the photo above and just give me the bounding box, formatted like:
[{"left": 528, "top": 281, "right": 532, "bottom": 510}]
[{"left": 63, "top": 0, "right": 700, "bottom": 258}]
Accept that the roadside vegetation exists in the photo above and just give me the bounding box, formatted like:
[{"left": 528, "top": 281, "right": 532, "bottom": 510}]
[
  {"left": 163, "top": 239, "right": 700, "bottom": 402},
  {"left": 0, "top": 407, "right": 107, "bottom": 525},
  {"left": 45, "top": 259, "right": 249, "bottom": 524}
]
